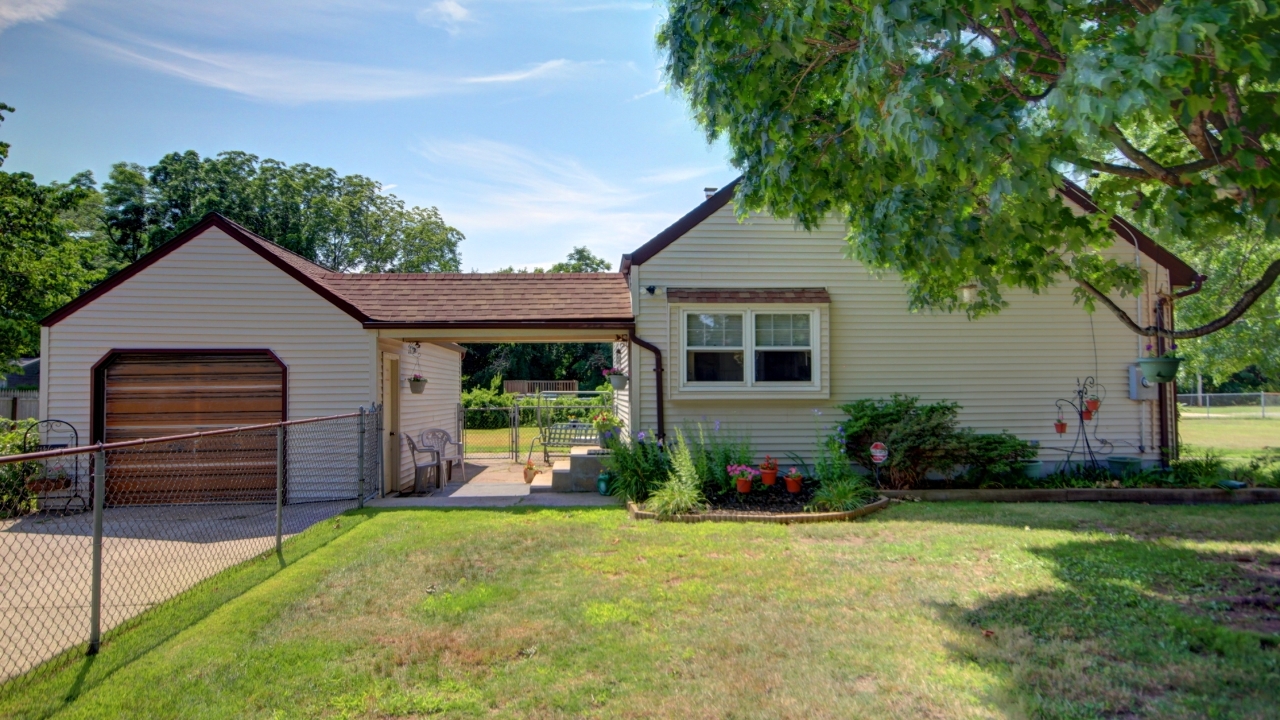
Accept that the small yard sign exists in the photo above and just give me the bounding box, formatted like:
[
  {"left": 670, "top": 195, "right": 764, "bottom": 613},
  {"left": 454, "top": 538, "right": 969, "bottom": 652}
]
[{"left": 870, "top": 442, "right": 889, "bottom": 465}]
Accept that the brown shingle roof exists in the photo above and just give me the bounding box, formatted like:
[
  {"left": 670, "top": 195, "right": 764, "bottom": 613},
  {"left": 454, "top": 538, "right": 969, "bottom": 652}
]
[
  {"left": 666, "top": 288, "right": 830, "bottom": 304},
  {"left": 323, "top": 272, "right": 633, "bottom": 325}
]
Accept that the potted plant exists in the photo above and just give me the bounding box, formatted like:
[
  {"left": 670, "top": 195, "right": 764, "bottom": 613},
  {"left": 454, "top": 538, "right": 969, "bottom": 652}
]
[
  {"left": 759, "top": 455, "right": 778, "bottom": 485},
  {"left": 728, "top": 464, "right": 758, "bottom": 493},
  {"left": 408, "top": 374, "right": 427, "bottom": 394},
  {"left": 1082, "top": 409, "right": 1094, "bottom": 421},
  {"left": 523, "top": 459, "right": 540, "bottom": 484},
  {"left": 783, "top": 467, "right": 804, "bottom": 494},
  {"left": 1085, "top": 395, "right": 1101, "bottom": 412},
  {"left": 592, "top": 411, "right": 620, "bottom": 447},
  {"left": 1136, "top": 343, "right": 1182, "bottom": 384},
  {"left": 1054, "top": 417, "right": 1068, "bottom": 434},
  {"left": 603, "top": 367, "right": 629, "bottom": 391}
]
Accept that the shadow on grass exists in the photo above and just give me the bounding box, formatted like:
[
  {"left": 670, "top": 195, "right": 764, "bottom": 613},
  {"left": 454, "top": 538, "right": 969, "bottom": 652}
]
[
  {"left": 876, "top": 501, "right": 1280, "bottom": 543},
  {"left": 0, "top": 510, "right": 376, "bottom": 720},
  {"left": 941, "top": 538, "right": 1280, "bottom": 718}
]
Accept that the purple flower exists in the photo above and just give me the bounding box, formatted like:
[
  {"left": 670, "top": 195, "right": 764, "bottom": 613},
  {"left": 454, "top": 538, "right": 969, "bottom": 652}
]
[
  {"left": 714, "top": 420, "right": 721, "bottom": 432},
  {"left": 1170, "top": 343, "right": 1178, "bottom": 350},
  {"left": 636, "top": 431, "right": 646, "bottom": 441},
  {"left": 1146, "top": 344, "right": 1153, "bottom": 352}
]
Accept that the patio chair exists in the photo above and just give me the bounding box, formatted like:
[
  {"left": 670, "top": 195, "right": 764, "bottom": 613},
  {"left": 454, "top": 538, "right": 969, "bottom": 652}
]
[
  {"left": 418, "top": 429, "right": 463, "bottom": 485},
  {"left": 404, "top": 435, "right": 441, "bottom": 493}
]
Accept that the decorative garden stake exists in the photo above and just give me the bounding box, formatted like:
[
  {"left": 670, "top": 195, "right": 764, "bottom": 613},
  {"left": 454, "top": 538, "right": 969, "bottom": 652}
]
[{"left": 1053, "top": 377, "right": 1107, "bottom": 471}]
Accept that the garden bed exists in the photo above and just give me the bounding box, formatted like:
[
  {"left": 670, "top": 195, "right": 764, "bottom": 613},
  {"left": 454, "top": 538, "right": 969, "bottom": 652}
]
[
  {"left": 882, "top": 488, "right": 1280, "bottom": 504},
  {"left": 627, "top": 496, "right": 890, "bottom": 524}
]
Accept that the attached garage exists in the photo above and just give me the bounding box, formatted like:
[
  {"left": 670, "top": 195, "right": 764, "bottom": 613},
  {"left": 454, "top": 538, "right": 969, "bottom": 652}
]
[{"left": 92, "top": 351, "right": 285, "bottom": 505}]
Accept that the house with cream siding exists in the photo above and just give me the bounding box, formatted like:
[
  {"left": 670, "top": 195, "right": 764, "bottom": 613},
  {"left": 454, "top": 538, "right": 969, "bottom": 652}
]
[{"left": 37, "top": 180, "right": 1197, "bottom": 496}]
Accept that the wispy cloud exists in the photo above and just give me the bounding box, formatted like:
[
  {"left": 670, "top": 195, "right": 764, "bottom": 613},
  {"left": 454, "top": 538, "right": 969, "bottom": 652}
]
[
  {"left": 76, "top": 31, "right": 597, "bottom": 103},
  {"left": 413, "top": 139, "right": 713, "bottom": 262},
  {"left": 629, "top": 85, "right": 662, "bottom": 101},
  {"left": 0, "top": 0, "right": 67, "bottom": 32},
  {"left": 416, "top": 0, "right": 471, "bottom": 33}
]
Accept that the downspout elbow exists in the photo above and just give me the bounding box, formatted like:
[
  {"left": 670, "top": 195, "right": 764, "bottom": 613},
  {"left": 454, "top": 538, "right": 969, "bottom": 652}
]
[{"left": 629, "top": 334, "right": 665, "bottom": 441}]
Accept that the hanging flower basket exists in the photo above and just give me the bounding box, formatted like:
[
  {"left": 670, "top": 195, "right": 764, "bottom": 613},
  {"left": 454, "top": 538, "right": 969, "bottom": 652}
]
[
  {"left": 608, "top": 374, "right": 629, "bottom": 391},
  {"left": 1054, "top": 420, "right": 1067, "bottom": 434},
  {"left": 1082, "top": 409, "right": 1094, "bottom": 422},
  {"left": 1085, "top": 397, "right": 1101, "bottom": 412},
  {"left": 409, "top": 375, "right": 427, "bottom": 394},
  {"left": 1136, "top": 357, "right": 1181, "bottom": 384}
]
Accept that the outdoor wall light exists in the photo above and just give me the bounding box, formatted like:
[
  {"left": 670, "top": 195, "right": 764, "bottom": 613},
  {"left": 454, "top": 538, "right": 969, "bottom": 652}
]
[{"left": 645, "top": 286, "right": 656, "bottom": 295}]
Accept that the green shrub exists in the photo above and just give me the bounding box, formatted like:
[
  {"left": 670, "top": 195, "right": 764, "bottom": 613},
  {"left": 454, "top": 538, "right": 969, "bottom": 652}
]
[
  {"left": 959, "top": 432, "right": 1039, "bottom": 487},
  {"left": 1170, "top": 450, "right": 1227, "bottom": 487},
  {"left": 644, "top": 429, "right": 706, "bottom": 517},
  {"left": 1, "top": 420, "right": 37, "bottom": 518},
  {"left": 838, "top": 395, "right": 970, "bottom": 489},
  {"left": 808, "top": 476, "right": 877, "bottom": 512},
  {"left": 603, "top": 431, "right": 669, "bottom": 502},
  {"left": 461, "top": 377, "right": 612, "bottom": 428}
]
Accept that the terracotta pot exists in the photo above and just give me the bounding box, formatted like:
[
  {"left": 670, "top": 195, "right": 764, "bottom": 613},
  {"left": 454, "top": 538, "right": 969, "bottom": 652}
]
[
  {"left": 760, "top": 468, "right": 778, "bottom": 485},
  {"left": 736, "top": 477, "right": 753, "bottom": 493},
  {"left": 523, "top": 466, "right": 539, "bottom": 484},
  {"left": 1054, "top": 420, "right": 1067, "bottom": 434},
  {"left": 1085, "top": 398, "right": 1101, "bottom": 412},
  {"left": 1082, "top": 409, "right": 1094, "bottom": 421},
  {"left": 785, "top": 476, "right": 803, "bottom": 493}
]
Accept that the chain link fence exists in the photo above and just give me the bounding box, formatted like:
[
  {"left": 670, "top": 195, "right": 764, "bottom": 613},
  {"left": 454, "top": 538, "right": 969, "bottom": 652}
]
[
  {"left": 0, "top": 407, "right": 380, "bottom": 686},
  {"left": 1178, "top": 392, "right": 1279, "bottom": 418}
]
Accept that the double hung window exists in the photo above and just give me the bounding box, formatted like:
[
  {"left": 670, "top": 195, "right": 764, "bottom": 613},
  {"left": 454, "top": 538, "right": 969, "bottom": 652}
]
[{"left": 683, "top": 309, "right": 818, "bottom": 388}]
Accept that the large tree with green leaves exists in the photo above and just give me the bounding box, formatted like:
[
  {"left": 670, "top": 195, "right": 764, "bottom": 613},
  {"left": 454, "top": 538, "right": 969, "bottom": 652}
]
[
  {"left": 0, "top": 105, "right": 106, "bottom": 368},
  {"left": 100, "top": 150, "right": 464, "bottom": 273},
  {"left": 659, "top": 0, "right": 1280, "bottom": 339}
]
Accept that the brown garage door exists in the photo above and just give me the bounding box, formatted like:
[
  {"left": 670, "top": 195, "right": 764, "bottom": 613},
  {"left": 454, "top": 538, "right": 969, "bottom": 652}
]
[{"left": 102, "top": 352, "right": 284, "bottom": 504}]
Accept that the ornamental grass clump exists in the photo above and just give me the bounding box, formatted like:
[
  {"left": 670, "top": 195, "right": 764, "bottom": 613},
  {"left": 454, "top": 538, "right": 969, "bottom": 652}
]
[
  {"left": 808, "top": 433, "right": 877, "bottom": 511},
  {"left": 684, "top": 422, "right": 753, "bottom": 498},
  {"left": 644, "top": 429, "right": 706, "bottom": 518}
]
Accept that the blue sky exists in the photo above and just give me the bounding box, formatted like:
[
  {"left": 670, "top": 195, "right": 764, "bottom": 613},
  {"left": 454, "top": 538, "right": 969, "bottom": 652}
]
[{"left": 0, "top": 0, "right": 737, "bottom": 271}]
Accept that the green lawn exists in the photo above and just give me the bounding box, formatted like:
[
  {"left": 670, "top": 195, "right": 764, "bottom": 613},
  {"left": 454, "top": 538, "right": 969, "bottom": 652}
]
[
  {"left": 3, "top": 504, "right": 1278, "bottom": 719},
  {"left": 1180, "top": 415, "right": 1279, "bottom": 460}
]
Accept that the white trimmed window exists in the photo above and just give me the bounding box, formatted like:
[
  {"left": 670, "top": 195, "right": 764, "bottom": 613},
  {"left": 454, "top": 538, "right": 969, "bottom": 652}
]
[{"left": 681, "top": 308, "right": 820, "bottom": 389}]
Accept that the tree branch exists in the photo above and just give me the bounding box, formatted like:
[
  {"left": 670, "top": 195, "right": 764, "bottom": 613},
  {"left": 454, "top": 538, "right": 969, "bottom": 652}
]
[
  {"left": 1075, "top": 257, "right": 1280, "bottom": 339},
  {"left": 1106, "top": 126, "right": 1184, "bottom": 186},
  {"left": 1075, "top": 158, "right": 1150, "bottom": 179}
]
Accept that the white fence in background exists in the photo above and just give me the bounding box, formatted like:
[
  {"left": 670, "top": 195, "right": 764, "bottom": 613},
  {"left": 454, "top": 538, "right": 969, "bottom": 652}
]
[
  {"left": 1177, "top": 392, "right": 1280, "bottom": 419},
  {"left": 1, "top": 390, "right": 38, "bottom": 421}
]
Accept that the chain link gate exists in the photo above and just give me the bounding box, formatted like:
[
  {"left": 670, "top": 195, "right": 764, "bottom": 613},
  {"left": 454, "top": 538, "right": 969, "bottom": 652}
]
[{"left": 461, "top": 406, "right": 518, "bottom": 461}]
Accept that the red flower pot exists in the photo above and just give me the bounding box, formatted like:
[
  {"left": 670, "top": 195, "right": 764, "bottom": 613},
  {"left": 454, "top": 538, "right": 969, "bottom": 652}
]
[
  {"left": 785, "top": 476, "right": 803, "bottom": 493},
  {"left": 736, "top": 477, "right": 753, "bottom": 493},
  {"left": 760, "top": 468, "right": 778, "bottom": 486},
  {"left": 1082, "top": 409, "right": 1094, "bottom": 421},
  {"left": 1054, "top": 420, "right": 1067, "bottom": 434},
  {"left": 1085, "top": 398, "right": 1101, "bottom": 412}
]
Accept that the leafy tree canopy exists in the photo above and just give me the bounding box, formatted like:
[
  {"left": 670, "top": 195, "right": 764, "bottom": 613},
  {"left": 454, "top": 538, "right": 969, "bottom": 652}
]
[
  {"left": 0, "top": 105, "right": 106, "bottom": 367},
  {"left": 98, "top": 150, "right": 463, "bottom": 273},
  {"left": 549, "top": 246, "right": 613, "bottom": 273},
  {"left": 659, "top": 0, "right": 1280, "bottom": 339}
]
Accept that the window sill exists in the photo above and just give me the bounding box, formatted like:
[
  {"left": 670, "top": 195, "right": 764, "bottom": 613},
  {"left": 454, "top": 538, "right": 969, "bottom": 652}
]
[{"left": 672, "top": 385, "right": 830, "bottom": 401}]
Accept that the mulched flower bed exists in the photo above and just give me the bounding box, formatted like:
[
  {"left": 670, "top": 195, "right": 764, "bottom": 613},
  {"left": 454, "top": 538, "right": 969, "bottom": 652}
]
[{"left": 702, "top": 479, "right": 818, "bottom": 513}]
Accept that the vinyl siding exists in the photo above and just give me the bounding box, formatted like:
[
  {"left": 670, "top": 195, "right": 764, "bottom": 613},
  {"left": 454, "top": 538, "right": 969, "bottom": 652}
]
[
  {"left": 612, "top": 341, "right": 631, "bottom": 436},
  {"left": 43, "top": 229, "right": 377, "bottom": 439},
  {"left": 380, "top": 338, "right": 462, "bottom": 488},
  {"left": 630, "top": 206, "right": 1170, "bottom": 466}
]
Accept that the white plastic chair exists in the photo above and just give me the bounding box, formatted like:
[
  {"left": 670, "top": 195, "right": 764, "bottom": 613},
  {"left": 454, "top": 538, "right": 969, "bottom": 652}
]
[
  {"left": 404, "top": 435, "right": 441, "bottom": 493},
  {"left": 418, "top": 429, "right": 463, "bottom": 485}
]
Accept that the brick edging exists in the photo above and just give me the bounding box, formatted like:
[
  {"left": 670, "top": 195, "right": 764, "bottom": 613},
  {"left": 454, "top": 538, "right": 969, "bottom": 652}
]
[
  {"left": 880, "top": 488, "right": 1280, "bottom": 504},
  {"left": 626, "top": 496, "right": 891, "bottom": 524}
]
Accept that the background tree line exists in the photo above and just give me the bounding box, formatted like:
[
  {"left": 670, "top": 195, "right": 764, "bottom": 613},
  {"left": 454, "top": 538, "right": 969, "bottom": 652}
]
[{"left": 0, "top": 102, "right": 464, "bottom": 369}]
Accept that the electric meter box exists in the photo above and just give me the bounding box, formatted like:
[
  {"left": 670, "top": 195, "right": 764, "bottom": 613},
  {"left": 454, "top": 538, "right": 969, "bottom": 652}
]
[{"left": 1129, "top": 364, "right": 1158, "bottom": 401}]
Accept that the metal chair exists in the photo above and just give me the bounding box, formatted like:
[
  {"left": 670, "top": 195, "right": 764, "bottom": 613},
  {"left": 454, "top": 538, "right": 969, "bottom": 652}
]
[
  {"left": 418, "top": 429, "right": 463, "bottom": 485},
  {"left": 404, "top": 435, "right": 441, "bottom": 493}
]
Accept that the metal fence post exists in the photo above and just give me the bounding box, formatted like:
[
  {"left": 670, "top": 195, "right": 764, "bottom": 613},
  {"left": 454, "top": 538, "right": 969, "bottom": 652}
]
[
  {"left": 357, "top": 407, "right": 366, "bottom": 509},
  {"left": 376, "top": 403, "right": 384, "bottom": 498},
  {"left": 88, "top": 447, "right": 105, "bottom": 655},
  {"left": 1262, "top": 391, "right": 1267, "bottom": 419},
  {"left": 276, "top": 425, "right": 284, "bottom": 556}
]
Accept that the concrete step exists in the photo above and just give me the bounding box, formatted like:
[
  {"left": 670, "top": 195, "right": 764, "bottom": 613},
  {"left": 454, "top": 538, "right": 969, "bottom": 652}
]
[{"left": 550, "top": 460, "right": 574, "bottom": 492}]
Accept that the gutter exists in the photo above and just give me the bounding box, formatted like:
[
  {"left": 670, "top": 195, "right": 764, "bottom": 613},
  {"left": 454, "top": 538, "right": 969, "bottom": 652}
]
[{"left": 628, "top": 334, "right": 665, "bottom": 441}]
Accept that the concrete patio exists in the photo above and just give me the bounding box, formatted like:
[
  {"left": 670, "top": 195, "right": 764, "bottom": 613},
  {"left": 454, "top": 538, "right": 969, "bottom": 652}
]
[{"left": 367, "top": 459, "right": 621, "bottom": 508}]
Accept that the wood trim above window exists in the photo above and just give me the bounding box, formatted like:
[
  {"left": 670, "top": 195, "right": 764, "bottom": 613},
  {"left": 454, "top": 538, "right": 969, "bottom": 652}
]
[{"left": 666, "top": 288, "right": 830, "bottom": 304}]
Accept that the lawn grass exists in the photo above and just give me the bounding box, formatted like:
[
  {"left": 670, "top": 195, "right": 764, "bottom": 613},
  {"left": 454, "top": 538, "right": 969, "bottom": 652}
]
[
  {"left": 1179, "top": 415, "right": 1279, "bottom": 460},
  {"left": 2, "top": 504, "right": 1278, "bottom": 719},
  {"left": 463, "top": 426, "right": 542, "bottom": 457}
]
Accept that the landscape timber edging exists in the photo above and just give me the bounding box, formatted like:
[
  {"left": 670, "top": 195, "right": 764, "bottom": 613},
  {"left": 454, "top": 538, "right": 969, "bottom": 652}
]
[
  {"left": 880, "top": 488, "right": 1280, "bottom": 504},
  {"left": 626, "top": 496, "right": 890, "bottom": 524}
]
